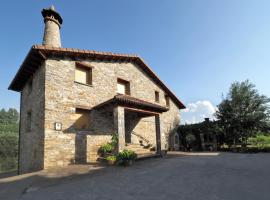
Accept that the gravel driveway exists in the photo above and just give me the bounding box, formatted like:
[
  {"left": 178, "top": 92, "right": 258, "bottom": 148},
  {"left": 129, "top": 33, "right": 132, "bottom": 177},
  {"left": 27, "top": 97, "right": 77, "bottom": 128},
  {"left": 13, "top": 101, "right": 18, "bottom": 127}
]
[{"left": 1, "top": 152, "right": 270, "bottom": 200}]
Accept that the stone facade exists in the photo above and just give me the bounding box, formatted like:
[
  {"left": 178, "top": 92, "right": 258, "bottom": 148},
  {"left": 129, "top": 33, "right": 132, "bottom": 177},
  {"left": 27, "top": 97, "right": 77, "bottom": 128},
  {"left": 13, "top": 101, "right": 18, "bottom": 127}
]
[
  {"left": 19, "top": 64, "right": 45, "bottom": 174},
  {"left": 39, "top": 58, "right": 180, "bottom": 169},
  {"left": 14, "top": 6, "right": 183, "bottom": 174}
]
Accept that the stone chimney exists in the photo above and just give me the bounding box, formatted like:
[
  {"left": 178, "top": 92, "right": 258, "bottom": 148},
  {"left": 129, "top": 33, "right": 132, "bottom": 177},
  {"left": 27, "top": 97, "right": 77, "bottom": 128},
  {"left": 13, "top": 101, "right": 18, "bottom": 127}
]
[{"left": 41, "top": 5, "right": 63, "bottom": 47}]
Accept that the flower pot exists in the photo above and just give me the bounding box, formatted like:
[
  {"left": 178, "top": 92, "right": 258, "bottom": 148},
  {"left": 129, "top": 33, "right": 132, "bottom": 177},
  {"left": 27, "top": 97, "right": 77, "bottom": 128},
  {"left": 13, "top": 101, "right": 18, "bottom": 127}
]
[{"left": 107, "top": 159, "right": 116, "bottom": 166}]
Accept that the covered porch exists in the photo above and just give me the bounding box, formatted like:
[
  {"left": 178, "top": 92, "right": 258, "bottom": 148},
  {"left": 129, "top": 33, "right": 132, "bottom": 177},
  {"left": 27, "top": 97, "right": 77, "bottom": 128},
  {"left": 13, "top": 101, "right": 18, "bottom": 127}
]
[{"left": 92, "top": 94, "right": 168, "bottom": 156}]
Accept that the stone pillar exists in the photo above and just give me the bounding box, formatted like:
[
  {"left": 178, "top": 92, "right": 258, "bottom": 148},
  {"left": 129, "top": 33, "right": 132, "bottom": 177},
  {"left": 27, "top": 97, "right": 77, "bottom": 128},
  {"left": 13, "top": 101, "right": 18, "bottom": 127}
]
[
  {"left": 41, "top": 6, "right": 63, "bottom": 47},
  {"left": 114, "top": 106, "right": 125, "bottom": 152},
  {"left": 155, "top": 115, "right": 162, "bottom": 154}
]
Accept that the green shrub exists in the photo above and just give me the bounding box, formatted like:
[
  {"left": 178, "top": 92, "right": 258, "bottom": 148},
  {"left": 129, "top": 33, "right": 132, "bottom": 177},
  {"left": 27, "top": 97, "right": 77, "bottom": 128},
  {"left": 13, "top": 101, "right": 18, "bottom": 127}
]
[
  {"left": 0, "top": 157, "right": 17, "bottom": 173},
  {"left": 99, "top": 143, "right": 114, "bottom": 155},
  {"left": 116, "top": 150, "right": 137, "bottom": 165},
  {"left": 185, "top": 133, "right": 196, "bottom": 145},
  {"left": 110, "top": 133, "right": 118, "bottom": 147},
  {"left": 248, "top": 134, "right": 270, "bottom": 149},
  {"left": 105, "top": 155, "right": 117, "bottom": 161},
  {"left": 0, "top": 132, "right": 18, "bottom": 158}
]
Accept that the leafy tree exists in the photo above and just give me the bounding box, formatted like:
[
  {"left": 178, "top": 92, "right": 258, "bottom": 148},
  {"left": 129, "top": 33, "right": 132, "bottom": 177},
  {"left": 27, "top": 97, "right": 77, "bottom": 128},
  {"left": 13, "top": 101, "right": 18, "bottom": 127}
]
[
  {"left": 0, "top": 108, "right": 19, "bottom": 172},
  {"left": 216, "top": 80, "right": 270, "bottom": 147},
  {"left": 0, "top": 108, "right": 19, "bottom": 124}
]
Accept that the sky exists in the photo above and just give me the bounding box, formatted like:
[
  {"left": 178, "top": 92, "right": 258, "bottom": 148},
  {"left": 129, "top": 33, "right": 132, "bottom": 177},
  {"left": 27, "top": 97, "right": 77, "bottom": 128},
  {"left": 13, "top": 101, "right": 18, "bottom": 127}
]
[{"left": 0, "top": 0, "right": 270, "bottom": 124}]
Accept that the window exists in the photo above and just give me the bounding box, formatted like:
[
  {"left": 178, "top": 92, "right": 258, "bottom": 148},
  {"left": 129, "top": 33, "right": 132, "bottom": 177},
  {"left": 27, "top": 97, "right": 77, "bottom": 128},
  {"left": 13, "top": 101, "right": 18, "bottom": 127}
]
[
  {"left": 117, "top": 78, "right": 130, "bottom": 95},
  {"left": 26, "top": 111, "right": 32, "bottom": 132},
  {"left": 75, "top": 62, "right": 92, "bottom": 85},
  {"left": 155, "top": 91, "right": 159, "bottom": 103},
  {"left": 165, "top": 94, "right": 170, "bottom": 107}
]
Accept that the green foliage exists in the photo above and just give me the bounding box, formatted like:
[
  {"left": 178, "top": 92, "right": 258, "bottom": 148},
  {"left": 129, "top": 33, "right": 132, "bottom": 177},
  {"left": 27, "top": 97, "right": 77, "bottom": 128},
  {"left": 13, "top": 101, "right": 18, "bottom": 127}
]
[
  {"left": 99, "top": 143, "right": 114, "bottom": 155},
  {"left": 248, "top": 134, "right": 270, "bottom": 149},
  {"left": 116, "top": 150, "right": 137, "bottom": 165},
  {"left": 105, "top": 155, "right": 117, "bottom": 161},
  {"left": 185, "top": 133, "right": 196, "bottom": 145},
  {"left": 0, "top": 157, "right": 18, "bottom": 172},
  {"left": 110, "top": 132, "right": 118, "bottom": 147},
  {"left": 0, "top": 132, "right": 18, "bottom": 158},
  {"left": 178, "top": 119, "right": 223, "bottom": 151},
  {"left": 0, "top": 108, "right": 19, "bottom": 124},
  {"left": 98, "top": 133, "right": 118, "bottom": 156},
  {"left": 0, "top": 108, "right": 19, "bottom": 173},
  {"left": 216, "top": 80, "right": 270, "bottom": 146}
]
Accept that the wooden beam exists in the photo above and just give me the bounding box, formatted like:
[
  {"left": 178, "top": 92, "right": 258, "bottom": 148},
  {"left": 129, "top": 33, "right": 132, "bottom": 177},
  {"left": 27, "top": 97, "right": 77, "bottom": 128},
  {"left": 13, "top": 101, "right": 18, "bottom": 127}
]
[
  {"left": 38, "top": 50, "right": 47, "bottom": 60},
  {"left": 123, "top": 107, "right": 159, "bottom": 116}
]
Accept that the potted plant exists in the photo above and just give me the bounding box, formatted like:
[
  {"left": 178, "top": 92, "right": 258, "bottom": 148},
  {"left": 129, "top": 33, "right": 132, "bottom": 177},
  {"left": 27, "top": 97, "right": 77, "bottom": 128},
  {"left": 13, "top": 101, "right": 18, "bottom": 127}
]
[
  {"left": 116, "top": 150, "right": 137, "bottom": 166},
  {"left": 98, "top": 143, "right": 113, "bottom": 157},
  {"left": 105, "top": 155, "right": 117, "bottom": 166}
]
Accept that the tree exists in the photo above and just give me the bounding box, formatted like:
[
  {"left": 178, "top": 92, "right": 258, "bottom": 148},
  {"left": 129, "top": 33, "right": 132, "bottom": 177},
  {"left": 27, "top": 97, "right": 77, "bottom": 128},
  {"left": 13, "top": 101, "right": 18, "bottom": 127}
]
[
  {"left": 216, "top": 80, "right": 270, "bottom": 147},
  {"left": 0, "top": 108, "right": 19, "bottom": 172}
]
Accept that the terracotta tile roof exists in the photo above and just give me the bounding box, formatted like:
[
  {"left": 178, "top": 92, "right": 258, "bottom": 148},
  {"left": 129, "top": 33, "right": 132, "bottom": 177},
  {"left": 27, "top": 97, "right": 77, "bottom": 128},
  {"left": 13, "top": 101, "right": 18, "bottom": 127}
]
[
  {"left": 8, "top": 45, "right": 185, "bottom": 109},
  {"left": 92, "top": 94, "right": 169, "bottom": 113}
]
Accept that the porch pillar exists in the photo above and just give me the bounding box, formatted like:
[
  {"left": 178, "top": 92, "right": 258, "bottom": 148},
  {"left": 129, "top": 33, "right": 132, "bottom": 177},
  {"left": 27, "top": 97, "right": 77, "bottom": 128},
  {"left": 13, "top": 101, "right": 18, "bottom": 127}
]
[
  {"left": 155, "top": 114, "right": 162, "bottom": 154},
  {"left": 113, "top": 106, "right": 125, "bottom": 152}
]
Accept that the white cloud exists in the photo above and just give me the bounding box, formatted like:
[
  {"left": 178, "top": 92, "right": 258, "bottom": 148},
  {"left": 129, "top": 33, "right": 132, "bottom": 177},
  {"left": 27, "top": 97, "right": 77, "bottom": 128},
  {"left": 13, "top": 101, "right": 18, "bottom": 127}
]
[{"left": 181, "top": 100, "right": 217, "bottom": 124}]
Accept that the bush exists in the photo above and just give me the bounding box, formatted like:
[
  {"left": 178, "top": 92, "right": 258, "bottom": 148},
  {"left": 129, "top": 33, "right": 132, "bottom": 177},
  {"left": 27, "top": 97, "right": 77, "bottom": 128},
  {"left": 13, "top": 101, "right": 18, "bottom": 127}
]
[
  {"left": 116, "top": 150, "right": 137, "bottom": 166},
  {"left": 99, "top": 143, "right": 114, "bottom": 156},
  {"left": 110, "top": 133, "right": 118, "bottom": 147},
  {"left": 248, "top": 134, "right": 270, "bottom": 149},
  {"left": 98, "top": 133, "right": 118, "bottom": 157},
  {"left": 185, "top": 133, "right": 196, "bottom": 146},
  {"left": 0, "top": 132, "right": 18, "bottom": 158},
  {"left": 0, "top": 157, "right": 17, "bottom": 173},
  {"left": 105, "top": 155, "right": 117, "bottom": 161}
]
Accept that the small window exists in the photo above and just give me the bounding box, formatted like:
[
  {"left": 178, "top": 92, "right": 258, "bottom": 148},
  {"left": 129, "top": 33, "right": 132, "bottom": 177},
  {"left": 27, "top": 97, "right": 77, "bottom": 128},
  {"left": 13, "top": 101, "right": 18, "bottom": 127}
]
[
  {"left": 117, "top": 78, "right": 130, "bottom": 95},
  {"left": 155, "top": 91, "right": 159, "bottom": 103},
  {"left": 165, "top": 95, "right": 170, "bottom": 107},
  {"left": 75, "top": 63, "right": 92, "bottom": 85},
  {"left": 26, "top": 111, "right": 32, "bottom": 132}
]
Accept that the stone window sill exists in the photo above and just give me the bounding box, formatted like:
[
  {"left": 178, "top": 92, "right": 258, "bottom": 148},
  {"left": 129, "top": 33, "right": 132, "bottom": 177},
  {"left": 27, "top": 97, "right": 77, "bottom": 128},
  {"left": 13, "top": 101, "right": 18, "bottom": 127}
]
[{"left": 74, "top": 81, "right": 93, "bottom": 87}]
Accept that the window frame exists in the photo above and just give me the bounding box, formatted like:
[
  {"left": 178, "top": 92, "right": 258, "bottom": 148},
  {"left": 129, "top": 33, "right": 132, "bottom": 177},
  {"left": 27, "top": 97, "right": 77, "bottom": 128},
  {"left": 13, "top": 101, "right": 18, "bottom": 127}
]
[
  {"left": 117, "top": 78, "right": 130, "bottom": 95},
  {"left": 155, "top": 91, "right": 160, "bottom": 103},
  {"left": 74, "top": 62, "right": 93, "bottom": 86},
  {"left": 165, "top": 94, "right": 170, "bottom": 107}
]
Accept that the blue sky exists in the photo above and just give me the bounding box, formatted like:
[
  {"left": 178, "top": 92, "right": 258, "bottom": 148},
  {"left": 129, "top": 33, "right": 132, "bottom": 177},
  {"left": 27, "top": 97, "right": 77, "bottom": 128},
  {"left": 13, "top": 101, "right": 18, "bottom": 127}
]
[{"left": 1, "top": 0, "right": 270, "bottom": 123}]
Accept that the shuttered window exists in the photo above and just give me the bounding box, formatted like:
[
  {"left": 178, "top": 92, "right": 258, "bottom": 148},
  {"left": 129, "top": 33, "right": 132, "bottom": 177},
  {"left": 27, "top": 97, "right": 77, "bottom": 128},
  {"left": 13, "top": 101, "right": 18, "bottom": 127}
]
[
  {"left": 75, "top": 62, "right": 92, "bottom": 85},
  {"left": 117, "top": 78, "right": 130, "bottom": 95}
]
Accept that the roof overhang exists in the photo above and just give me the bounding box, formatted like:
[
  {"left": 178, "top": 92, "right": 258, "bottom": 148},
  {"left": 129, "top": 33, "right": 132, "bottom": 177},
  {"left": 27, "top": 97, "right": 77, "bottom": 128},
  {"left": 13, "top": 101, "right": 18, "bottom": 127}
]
[
  {"left": 8, "top": 45, "right": 185, "bottom": 109},
  {"left": 92, "top": 94, "right": 169, "bottom": 114}
]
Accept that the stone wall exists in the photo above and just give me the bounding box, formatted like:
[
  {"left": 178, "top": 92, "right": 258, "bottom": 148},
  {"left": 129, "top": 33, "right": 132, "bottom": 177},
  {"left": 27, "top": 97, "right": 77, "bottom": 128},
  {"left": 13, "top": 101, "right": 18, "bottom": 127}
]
[
  {"left": 42, "top": 57, "right": 180, "bottom": 168},
  {"left": 19, "top": 63, "right": 45, "bottom": 174}
]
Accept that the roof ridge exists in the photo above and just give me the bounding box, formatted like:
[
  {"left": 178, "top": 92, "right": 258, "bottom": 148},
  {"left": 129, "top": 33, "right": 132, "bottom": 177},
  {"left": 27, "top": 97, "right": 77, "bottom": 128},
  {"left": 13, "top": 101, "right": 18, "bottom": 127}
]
[
  {"left": 10, "top": 45, "right": 185, "bottom": 109},
  {"left": 33, "top": 44, "right": 138, "bottom": 58}
]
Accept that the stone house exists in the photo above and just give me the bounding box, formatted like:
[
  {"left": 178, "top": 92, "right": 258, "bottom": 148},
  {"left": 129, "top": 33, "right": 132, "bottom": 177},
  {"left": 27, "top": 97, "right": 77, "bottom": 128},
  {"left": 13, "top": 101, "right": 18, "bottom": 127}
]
[{"left": 9, "top": 6, "right": 185, "bottom": 174}]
